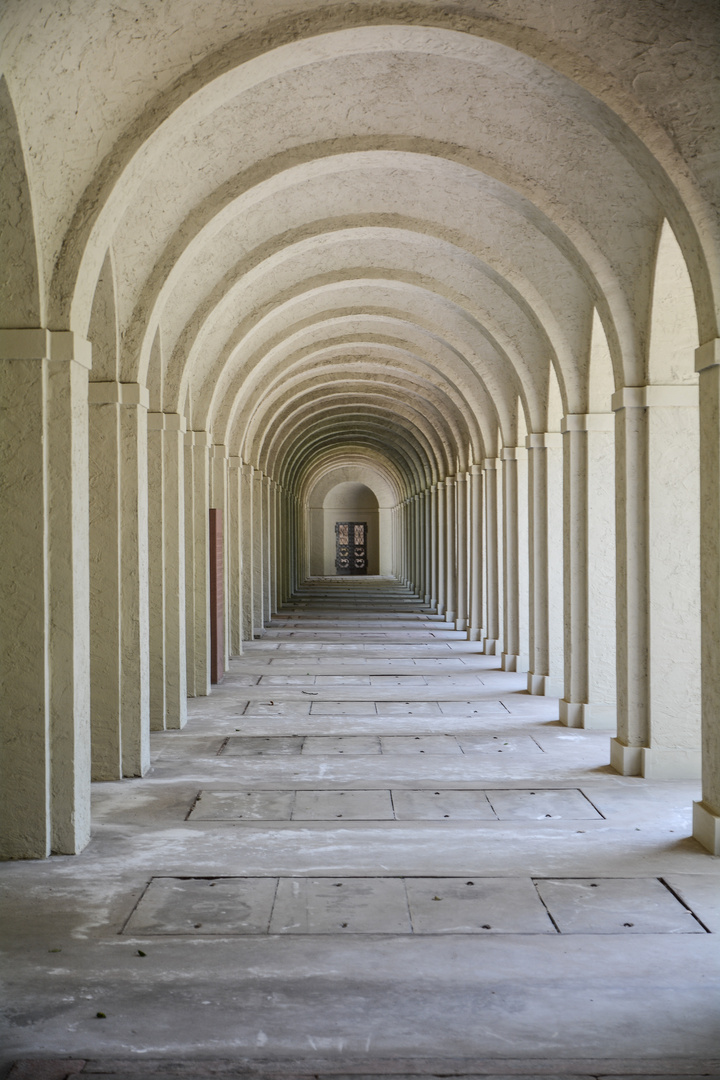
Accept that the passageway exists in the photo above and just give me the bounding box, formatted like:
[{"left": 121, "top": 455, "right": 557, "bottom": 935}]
[{"left": 3, "top": 578, "right": 719, "bottom": 1075}]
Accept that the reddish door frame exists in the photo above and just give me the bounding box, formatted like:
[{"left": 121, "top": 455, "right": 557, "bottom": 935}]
[{"left": 209, "top": 508, "right": 224, "bottom": 684}]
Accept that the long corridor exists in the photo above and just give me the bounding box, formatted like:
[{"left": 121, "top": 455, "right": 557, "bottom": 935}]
[{"left": 2, "top": 579, "right": 720, "bottom": 1077}]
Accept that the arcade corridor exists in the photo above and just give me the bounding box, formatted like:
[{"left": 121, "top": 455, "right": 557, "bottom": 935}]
[{"left": 2, "top": 579, "right": 718, "bottom": 1075}]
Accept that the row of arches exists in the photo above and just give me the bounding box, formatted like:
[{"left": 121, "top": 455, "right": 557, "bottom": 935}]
[{"left": 0, "top": 3, "right": 718, "bottom": 860}]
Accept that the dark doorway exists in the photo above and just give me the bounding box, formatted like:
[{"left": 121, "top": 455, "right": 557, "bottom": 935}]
[{"left": 335, "top": 521, "right": 368, "bottom": 575}]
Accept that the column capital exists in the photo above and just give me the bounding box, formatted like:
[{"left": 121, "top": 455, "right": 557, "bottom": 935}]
[
  {"left": 470, "top": 463, "right": 483, "bottom": 475},
  {"left": 500, "top": 447, "right": 518, "bottom": 461},
  {"left": 147, "top": 411, "right": 186, "bottom": 432},
  {"left": 483, "top": 457, "right": 498, "bottom": 470},
  {"left": 0, "top": 328, "right": 92, "bottom": 368},
  {"left": 611, "top": 384, "right": 698, "bottom": 411},
  {"left": 211, "top": 443, "right": 228, "bottom": 461},
  {"left": 455, "top": 471, "right": 469, "bottom": 483},
  {"left": 88, "top": 380, "right": 149, "bottom": 408},
  {"left": 695, "top": 338, "right": 720, "bottom": 373},
  {"left": 445, "top": 475, "right": 456, "bottom": 486},
  {"left": 227, "top": 456, "right": 242, "bottom": 468},
  {"left": 525, "top": 432, "right": 563, "bottom": 449},
  {"left": 561, "top": 413, "right": 614, "bottom": 433},
  {"left": 184, "top": 429, "right": 212, "bottom": 448}
]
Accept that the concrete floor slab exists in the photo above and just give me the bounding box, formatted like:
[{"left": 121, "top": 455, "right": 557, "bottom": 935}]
[
  {"left": 405, "top": 877, "right": 556, "bottom": 934},
  {"left": 484, "top": 789, "right": 603, "bottom": 820},
  {"left": 291, "top": 790, "right": 394, "bottom": 820},
  {"left": 188, "top": 791, "right": 296, "bottom": 821},
  {"left": 301, "top": 736, "right": 382, "bottom": 755},
  {"left": 457, "top": 735, "right": 543, "bottom": 755},
  {"left": 123, "top": 877, "right": 278, "bottom": 935},
  {"left": 534, "top": 877, "right": 707, "bottom": 934},
  {"left": 221, "top": 737, "right": 305, "bottom": 756},
  {"left": 391, "top": 789, "right": 497, "bottom": 820},
  {"left": 662, "top": 874, "right": 720, "bottom": 932},
  {"left": 269, "top": 877, "right": 412, "bottom": 933},
  {"left": 379, "top": 736, "right": 461, "bottom": 754},
  {"left": 3, "top": 582, "right": 720, "bottom": 1074}
]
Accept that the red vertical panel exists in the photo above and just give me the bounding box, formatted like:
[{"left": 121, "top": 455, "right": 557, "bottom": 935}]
[{"left": 209, "top": 508, "right": 224, "bottom": 684}]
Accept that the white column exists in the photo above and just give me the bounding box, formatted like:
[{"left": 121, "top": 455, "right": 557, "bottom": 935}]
[
  {"left": 436, "top": 481, "right": 447, "bottom": 614},
  {"left": 559, "top": 415, "right": 616, "bottom": 729},
  {"left": 262, "top": 474, "right": 272, "bottom": 623},
  {"left": 147, "top": 411, "right": 187, "bottom": 731},
  {"left": 0, "top": 330, "right": 92, "bottom": 858},
  {"left": 89, "top": 381, "right": 150, "bottom": 776},
  {"left": 695, "top": 339, "right": 720, "bottom": 853},
  {"left": 423, "top": 489, "right": 432, "bottom": 604},
  {"left": 429, "top": 485, "right": 439, "bottom": 607},
  {"left": 241, "top": 463, "right": 254, "bottom": 641},
  {"left": 227, "top": 457, "right": 244, "bottom": 656},
  {"left": 211, "top": 444, "right": 229, "bottom": 668},
  {"left": 526, "top": 433, "right": 564, "bottom": 697},
  {"left": 501, "top": 447, "right": 529, "bottom": 672},
  {"left": 455, "top": 472, "right": 469, "bottom": 631},
  {"left": 483, "top": 459, "right": 501, "bottom": 655},
  {"left": 184, "top": 430, "right": 211, "bottom": 697},
  {"left": 445, "top": 476, "right": 457, "bottom": 623},
  {"left": 252, "top": 469, "right": 265, "bottom": 633},
  {"left": 468, "top": 464, "right": 484, "bottom": 641},
  {"left": 611, "top": 385, "right": 701, "bottom": 780}
]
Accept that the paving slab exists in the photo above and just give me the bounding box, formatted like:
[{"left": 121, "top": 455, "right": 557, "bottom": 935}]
[
  {"left": 391, "top": 789, "right": 497, "bottom": 820},
  {"left": 484, "top": 789, "right": 603, "bottom": 820},
  {"left": 301, "top": 736, "right": 382, "bottom": 755},
  {"left": 405, "top": 877, "right": 556, "bottom": 934},
  {"left": 291, "top": 790, "right": 394, "bottom": 820},
  {"left": 534, "top": 877, "right": 707, "bottom": 934},
  {"left": 123, "top": 878, "right": 278, "bottom": 935},
  {"left": 269, "top": 877, "right": 412, "bottom": 934},
  {"left": 221, "top": 738, "right": 304, "bottom": 756},
  {"left": 379, "top": 736, "right": 462, "bottom": 755},
  {"left": 188, "top": 791, "right": 296, "bottom": 821}
]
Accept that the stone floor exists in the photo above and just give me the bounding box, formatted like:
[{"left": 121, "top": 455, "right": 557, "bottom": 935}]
[{"left": 2, "top": 578, "right": 720, "bottom": 1079}]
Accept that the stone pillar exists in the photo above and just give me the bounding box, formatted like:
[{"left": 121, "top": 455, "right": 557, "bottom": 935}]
[
  {"left": 559, "top": 415, "right": 616, "bottom": 729},
  {"left": 695, "top": 339, "right": 720, "bottom": 853},
  {"left": 240, "top": 463, "right": 254, "bottom": 641},
  {"left": 455, "top": 473, "right": 469, "bottom": 631},
  {"left": 501, "top": 447, "right": 529, "bottom": 672},
  {"left": 89, "top": 381, "right": 150, "bottom": 777},
  {"left": 483, "top": 458, "right": 501, "bottom": 655},
  {"left": 185, "top": 430, "right": 211, "bottom": 696},
  {"left": 252, "top": 469, "right": 265, "bottom": 633},
  {"left": 147, "top": 411, "right": 187, "bottom": 731},
  {"left": 227, "top": 458, "right": 243, "bottom": 656},
  {"left": 526, "top": 433, "right": 564, "bottom": 697},
  {"left": 424, "top": 489, "right": 432, "bottom": 604},
  {"left": 262, "top": 475, "right": 272, "bottom": 623},
  {"left": 436, "top": 480, "right": 447, "bottom": 614},
  {"left": 430, "top": 484, "right": 439, "bottom": 608},
  {"left": 0, "top": 330, "right": 92, "bottom": 858},
  {"left": 88, "top": 384, "right": 122, "bottom": 774},
  {"left": 611, "top": 385, "right": 701, "bottom": 780},
  {"left": 468, "top": 464, "right": 484, "bottom": 641},
  {"left": 444, "top": 477, "right": 457, "bottom": 624},
  {"left": 211, "top": 444, "right": 229, "bottom": 669},
  {"left": 414, "top": 494, "right": 423, "bottom": 595}
]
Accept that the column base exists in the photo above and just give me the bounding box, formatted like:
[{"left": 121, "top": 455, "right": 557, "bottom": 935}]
[
  {"left": 559, "top": 700, "right": 616, "bottom": 730},
  {"left": 482, "top": 637, "right": 499, "bottom": 655},
  {"left": 455, "top": 617, "right": 467, "bottom": 631},
  {"left": 610, "top": 739, "right": 701, "bottom": 779},
  {"left": 693, "top": 801, "right": 720, "bottom": 855},
  {"left": 527, "top": 673, "right": 563, "bottom": 698},
  {"left": 467, "top": 626, "right": 483, "bottom": 642},
  {"left": 610, "top": 737, "right": 642, "bottom": 775},
  {"left": 424, "top": 594, "right": 431, "bottom": 605},
  {"left": 502, "top": 652, "right": 528, "bottom": 673},
  {"left": 445, "top": 610, "right": 456, "bottom": 624},
  {"left": 430, "top": 596, "right": 437, "bottom": 608}
]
